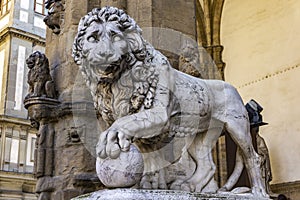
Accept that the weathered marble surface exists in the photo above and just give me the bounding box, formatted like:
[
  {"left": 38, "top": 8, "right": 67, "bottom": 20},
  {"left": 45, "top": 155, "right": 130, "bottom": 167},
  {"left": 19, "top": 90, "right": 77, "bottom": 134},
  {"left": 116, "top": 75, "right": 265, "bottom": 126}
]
[
  {"left": 72, "top": 189, "right": 271, "bottom": 200},
  {"left": 72, "top": 6, "right": 268, "bottom": 198},
  {"left": 96, "top": 145, "right": 144, "bottom": 188}
]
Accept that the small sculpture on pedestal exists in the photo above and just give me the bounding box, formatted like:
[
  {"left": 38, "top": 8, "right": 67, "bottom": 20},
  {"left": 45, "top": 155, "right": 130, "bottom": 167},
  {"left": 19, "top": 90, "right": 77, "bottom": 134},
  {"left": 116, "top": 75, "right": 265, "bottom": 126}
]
[
  {"left": 246, "top": 99, "right": 273, "bottom": 195},
  {"left": 25, "top": 51, "right": 56, "bottom": 99},
  {"left": 72, "top": 6, "right": 269, "bottom": 199},
  {"left": 24, "top": 51, "right": 59, "bottom": 200}
]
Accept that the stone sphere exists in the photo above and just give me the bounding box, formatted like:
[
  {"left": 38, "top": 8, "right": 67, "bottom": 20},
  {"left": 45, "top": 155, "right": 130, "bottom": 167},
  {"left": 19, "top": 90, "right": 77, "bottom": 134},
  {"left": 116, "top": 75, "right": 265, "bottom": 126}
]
[{"left": 96, "top": 145, "right": 144, "bottom": 188}]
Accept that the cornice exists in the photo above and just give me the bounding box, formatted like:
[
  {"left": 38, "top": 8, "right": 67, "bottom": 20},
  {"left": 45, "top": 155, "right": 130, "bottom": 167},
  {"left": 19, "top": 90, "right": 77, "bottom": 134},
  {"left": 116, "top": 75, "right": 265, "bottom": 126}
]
[
  {"left": 0, "top": 115, "right": 32, "bottom": 127},
  {"left": 0, "top": 27, "right": 45, "bottom": 46},
  {"left": 0, "top": 171, "right": 36, "bottom": 182}
]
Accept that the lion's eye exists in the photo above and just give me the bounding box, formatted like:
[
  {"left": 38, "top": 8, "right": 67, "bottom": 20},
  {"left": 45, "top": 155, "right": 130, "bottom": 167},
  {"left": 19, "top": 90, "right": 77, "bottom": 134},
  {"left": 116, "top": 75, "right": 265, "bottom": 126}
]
[
  {"left": 113, "top": 35, "right": 122, "bottom": 42},
  {"left": 87, "top": 34, "right": 98, "bottom": 43}
]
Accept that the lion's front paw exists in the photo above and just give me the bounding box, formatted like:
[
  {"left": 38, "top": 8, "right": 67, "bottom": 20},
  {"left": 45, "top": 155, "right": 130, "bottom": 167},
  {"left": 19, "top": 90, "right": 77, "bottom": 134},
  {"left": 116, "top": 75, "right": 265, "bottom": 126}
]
[{"left": 97, "top": 129, "right": 132, "bottom": 159}]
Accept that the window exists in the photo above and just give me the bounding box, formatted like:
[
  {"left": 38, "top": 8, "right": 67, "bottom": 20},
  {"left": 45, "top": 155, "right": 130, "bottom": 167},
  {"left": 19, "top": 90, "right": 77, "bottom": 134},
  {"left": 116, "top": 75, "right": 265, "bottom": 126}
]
[
  {"left": 14, "top": 46, "right": 26, "bottom": 111},
  {"left": 1, "top": 0, "right": 12, "bottom": 16},
  {"left": 0, "top": 126, "right": 36, "bottom": 173},
  {"left": 0, "top": 49, "right": 5, "bottom": 102},
  {"left": 34, "top": 0, "right": 46, "bottom": 15}
]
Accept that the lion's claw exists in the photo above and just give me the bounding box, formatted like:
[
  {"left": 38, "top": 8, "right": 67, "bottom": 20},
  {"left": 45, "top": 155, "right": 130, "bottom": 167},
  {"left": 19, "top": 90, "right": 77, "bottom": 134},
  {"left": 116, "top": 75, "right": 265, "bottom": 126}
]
[
  {"left": 118, "top": 132, "right": 131, "bottom": 151},
  {"left": 96, "top": 141, "right": 107, "bottom": 159},
  {"left": 97, "top": 128, "right": 132, "bottom": 159},
  {"left": 107, "top": 143, "right": 121, "bottom": 159}
]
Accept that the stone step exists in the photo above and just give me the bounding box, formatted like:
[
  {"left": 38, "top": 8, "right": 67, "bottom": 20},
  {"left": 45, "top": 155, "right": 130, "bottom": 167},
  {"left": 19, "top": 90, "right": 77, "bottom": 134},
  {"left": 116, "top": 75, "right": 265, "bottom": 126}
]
[{"left": 72, "top": 189, "right": 272, "bottom": 200}]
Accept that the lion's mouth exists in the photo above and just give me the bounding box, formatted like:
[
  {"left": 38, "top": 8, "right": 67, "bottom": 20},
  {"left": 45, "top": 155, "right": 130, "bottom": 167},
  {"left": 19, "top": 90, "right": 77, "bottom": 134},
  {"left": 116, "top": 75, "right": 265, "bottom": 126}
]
[
  {"left": 26, "top": 60, "right": 35, "bottom": 69},
  {"left": 95, "top": 64, "right": 118, "bottom": 73},
  {"left": 91, "top": 63, "right": 120, "bottom": 78}
]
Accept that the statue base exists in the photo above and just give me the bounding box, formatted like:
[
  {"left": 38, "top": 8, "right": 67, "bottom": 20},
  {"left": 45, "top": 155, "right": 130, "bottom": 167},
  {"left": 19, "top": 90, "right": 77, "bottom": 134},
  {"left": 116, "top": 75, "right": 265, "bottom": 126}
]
[{"left": 72, "top": 189, "right": 271, "bottom": 200}]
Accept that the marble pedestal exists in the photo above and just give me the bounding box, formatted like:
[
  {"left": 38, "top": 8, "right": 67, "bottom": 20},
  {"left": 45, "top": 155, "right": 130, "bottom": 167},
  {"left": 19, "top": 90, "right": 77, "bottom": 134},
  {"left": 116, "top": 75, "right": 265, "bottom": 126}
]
[{"left": 72, "top": 189, "right": 271, "bottom": 200}]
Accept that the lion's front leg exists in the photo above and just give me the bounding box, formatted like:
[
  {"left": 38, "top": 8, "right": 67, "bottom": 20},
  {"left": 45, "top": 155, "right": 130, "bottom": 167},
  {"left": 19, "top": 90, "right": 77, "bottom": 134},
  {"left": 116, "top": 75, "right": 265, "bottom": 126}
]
[
  {"left": 33, "top": 82, "right": 44, "bottom": 97},
  {"left": 97, "top": 106, "right": 169, "bottom": 159}
]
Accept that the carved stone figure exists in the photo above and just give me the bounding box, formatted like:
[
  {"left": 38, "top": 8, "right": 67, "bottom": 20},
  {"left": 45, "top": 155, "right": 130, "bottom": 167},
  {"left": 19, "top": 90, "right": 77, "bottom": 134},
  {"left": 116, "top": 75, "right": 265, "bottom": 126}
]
[
  {"left": 246, "top": 99, "right": 273, "bottom": 194},
  {"left": 25, "top": 51, "right": 56, "bottom": 99},
  {"left": 179, "top": 44, "right": 202, "bottom": 78},
  {"left": 24, "top": 52, "right": 60, "bottom": 200},
  {"left": 44, "top": 0, "right": 64, "bottom": 34},
  {"left": 72, "top": 7, "right": 268, "bottom": 198}
]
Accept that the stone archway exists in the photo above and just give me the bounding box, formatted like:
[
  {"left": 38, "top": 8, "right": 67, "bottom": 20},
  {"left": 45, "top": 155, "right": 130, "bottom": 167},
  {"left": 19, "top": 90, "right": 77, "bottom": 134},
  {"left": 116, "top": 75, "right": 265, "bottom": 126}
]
[{"left": 195, "top": 0, "right": 225, "bottom": 80}]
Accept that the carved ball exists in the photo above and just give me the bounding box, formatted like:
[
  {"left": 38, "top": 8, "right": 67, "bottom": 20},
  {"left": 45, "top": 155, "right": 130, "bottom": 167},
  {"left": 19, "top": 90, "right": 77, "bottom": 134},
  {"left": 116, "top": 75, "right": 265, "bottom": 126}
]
[{"left": 96, "top": 145, "right": 144, "bottom": 188}]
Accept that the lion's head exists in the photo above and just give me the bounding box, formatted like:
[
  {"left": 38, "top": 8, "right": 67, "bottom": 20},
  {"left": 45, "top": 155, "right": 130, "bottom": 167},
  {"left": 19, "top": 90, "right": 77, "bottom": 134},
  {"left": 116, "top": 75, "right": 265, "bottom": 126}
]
[
  {"left": 26, "top": 51, "right": 49, "bottom": 70},
  {"left": 72, "top": 6, "right": 146, "bottom": 84},
  {"left": 72, "top": 7, "right": 158, "bottom": 125},
  {"left": 26, "top": 51, "right": 50, "bottom": 83}
]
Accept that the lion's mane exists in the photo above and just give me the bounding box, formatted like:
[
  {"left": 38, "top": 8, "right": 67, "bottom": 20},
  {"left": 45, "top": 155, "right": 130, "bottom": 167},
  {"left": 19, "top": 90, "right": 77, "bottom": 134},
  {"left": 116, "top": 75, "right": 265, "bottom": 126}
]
[{"left": 72, "top": 7, "right": 159, "bottom": 127}]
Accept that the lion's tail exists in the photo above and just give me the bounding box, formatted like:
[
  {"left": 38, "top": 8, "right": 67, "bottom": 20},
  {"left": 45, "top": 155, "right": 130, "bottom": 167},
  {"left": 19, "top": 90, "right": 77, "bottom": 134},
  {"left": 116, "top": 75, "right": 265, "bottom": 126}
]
[{"left": 218, "top": 147, "right": 244, "bottom": 192}]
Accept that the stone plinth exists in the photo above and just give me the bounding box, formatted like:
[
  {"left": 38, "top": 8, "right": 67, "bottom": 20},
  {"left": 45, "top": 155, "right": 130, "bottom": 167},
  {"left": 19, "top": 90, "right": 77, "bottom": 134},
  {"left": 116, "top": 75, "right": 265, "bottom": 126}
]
[
  {"left": 72, "top": 189, "right": 271, "bottom": 200},
  {"left": 24, "top": 97, "right": 60, "bottom": 120}
]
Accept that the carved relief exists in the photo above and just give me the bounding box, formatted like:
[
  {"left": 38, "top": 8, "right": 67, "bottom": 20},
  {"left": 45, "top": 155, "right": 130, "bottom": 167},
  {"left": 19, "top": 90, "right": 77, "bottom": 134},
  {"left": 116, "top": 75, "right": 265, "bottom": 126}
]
[
  {"left": 66, "top": 126, "right": 85, "bottom": 144},
  {"left": 72, "top": 7, "right": 269, "bottom": 198},
  {"left": 44, "top": 0, "right": 65, "bottom": 34}
]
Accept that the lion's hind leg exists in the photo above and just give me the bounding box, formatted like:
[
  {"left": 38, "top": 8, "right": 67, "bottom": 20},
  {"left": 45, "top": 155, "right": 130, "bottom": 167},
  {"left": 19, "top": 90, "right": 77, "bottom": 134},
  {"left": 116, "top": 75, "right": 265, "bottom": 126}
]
[
  {"left": 184, "top": 127, "right": 221, "bottom": 193},
  {"left": 225, "top": 117, "right": 268, "bottom": 198}
]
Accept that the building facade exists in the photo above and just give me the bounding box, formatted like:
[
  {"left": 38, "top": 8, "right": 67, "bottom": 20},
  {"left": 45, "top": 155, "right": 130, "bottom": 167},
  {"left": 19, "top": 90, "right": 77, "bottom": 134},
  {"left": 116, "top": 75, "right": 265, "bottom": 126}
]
[{"left": 0, "top": 0, "right": 46, "bottom": 199}]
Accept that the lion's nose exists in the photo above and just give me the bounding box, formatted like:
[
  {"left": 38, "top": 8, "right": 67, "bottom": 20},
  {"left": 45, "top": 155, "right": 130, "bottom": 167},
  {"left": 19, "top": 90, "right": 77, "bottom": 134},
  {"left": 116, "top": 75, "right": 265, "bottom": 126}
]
[{"left": 99, "top": 49, "right": 114, "bottom": 58}]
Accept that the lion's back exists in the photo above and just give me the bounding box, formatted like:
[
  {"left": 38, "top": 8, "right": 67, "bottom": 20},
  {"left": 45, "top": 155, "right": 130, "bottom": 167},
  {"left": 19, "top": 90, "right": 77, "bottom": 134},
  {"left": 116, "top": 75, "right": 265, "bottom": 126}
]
[{"left": 169, "top": 69, "right": 212, "bottom": 134}]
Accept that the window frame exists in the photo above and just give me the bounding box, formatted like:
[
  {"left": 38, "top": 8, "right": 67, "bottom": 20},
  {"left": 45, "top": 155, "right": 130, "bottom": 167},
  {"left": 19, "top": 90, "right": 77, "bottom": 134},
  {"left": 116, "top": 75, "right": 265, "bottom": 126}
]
[
  {"left": 0, "top": 126, "right": 36, "bottom": 173},
  {"left": 34, "top": 0, "right": 46, "bottom": 15},
  {"left": 0, "top": 0, "right": 12, "bottom": 16}
]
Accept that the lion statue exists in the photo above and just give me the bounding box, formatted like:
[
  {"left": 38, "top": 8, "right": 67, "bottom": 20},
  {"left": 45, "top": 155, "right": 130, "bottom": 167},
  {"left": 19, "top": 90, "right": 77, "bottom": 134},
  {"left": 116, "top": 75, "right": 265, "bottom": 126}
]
[
  {"left": 72, "top": 7, "right": 268, "bottom": 197},
  {"left": 25, "top": 51, "right": 56, "bottom": 99}
]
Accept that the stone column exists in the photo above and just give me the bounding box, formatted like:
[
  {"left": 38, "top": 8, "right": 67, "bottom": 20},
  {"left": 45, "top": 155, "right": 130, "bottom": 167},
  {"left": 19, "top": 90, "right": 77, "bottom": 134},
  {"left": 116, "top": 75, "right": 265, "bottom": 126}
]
[
  {"left": 127, "top": 0, "right": 196, "bottom": 69},
  {"left": 195, "top": 0, "right": 226, "bottom": 80},
  {"left": 41, "top": 0, "right": 104, "bottom": 199},
  {"left": 24, "top": 97, "right": 60, "bottom": 200},
  {"left": 101, "top": 0, "right": 127, "bottom": 10}
]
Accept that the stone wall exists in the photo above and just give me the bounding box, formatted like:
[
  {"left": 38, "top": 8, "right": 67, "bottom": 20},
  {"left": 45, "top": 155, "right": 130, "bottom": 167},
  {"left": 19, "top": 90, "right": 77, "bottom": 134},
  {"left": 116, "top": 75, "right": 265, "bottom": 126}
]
[{"left": 222, "top": 0, "right": 300, "bottom": 198}]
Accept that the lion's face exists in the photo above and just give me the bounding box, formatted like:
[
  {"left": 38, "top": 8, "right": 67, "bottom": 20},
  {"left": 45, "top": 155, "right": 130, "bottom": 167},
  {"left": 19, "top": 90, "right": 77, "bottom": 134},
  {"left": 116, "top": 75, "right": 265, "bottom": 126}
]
[
  {"left": 26, "top": 51, "right": 45, "bottom": 69},
  {"left": 81, "top": 21, "right": 129, "bottom": 82}
]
